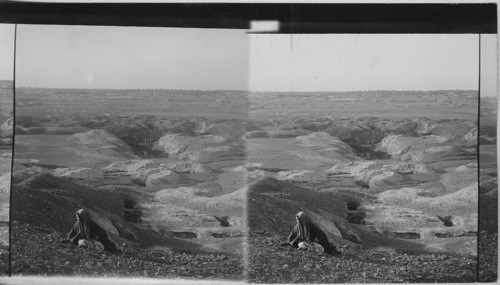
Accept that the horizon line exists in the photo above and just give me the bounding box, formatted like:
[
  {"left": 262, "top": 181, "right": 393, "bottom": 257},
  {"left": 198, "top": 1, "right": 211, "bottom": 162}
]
[{"left": 12, "top": 85, "right": 480, "bottom": 94}]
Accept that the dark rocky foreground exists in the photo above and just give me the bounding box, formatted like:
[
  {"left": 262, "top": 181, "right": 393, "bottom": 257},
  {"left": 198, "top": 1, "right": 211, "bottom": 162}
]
[
  {"left": 11, "top": 222, "right": 243, "bottom": 279},
  {"left": 478, "top": 232, "right": 498, "bottom": 282},
  {"left": 0, "top": 244, "right": 7, "bottom": 276},
  {"left": 248, "top": 231, "right": 476, "bottom": 283}
]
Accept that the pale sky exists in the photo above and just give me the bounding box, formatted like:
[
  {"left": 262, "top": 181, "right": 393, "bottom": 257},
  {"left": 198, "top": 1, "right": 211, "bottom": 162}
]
[
  {"left": 0, "top": 24, "right": 15, "bottom": 80},
  {"left": 15, "top": 25, "right": 249, "bottom": 90},
  {"left": 8, "top": 25, "right": 498, "bottom": 96},
  {"left": 249, "top": 34, "right": 497, "bottom": 96},
  {"left": 480, "top": 34, "right": 497, "bottom": 97}
]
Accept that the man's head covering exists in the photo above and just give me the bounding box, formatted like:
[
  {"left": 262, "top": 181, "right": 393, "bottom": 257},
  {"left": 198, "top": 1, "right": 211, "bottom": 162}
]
[
  {"left": 75, "top": 208, "right": 93, "bottom": 240},
  {"left": 295, "top": 211, "right": 311, "bottom": 242}
]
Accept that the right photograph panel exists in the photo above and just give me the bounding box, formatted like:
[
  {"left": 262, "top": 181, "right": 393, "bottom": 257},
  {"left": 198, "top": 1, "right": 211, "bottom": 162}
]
[{"left": 246, "top": 34, "right": 484, "bottom": 283}]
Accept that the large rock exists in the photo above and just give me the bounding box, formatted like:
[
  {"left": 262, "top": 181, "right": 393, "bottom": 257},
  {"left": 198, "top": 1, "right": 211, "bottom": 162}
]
[
  {"left": 89, "top": 211, "right": 120, "bottom": 236},
  {"left": 53, "top": 167, "right": 103, "bottom": 180},
  {"left": 292, "top": 132, "right": 358, "bottom": 161}
]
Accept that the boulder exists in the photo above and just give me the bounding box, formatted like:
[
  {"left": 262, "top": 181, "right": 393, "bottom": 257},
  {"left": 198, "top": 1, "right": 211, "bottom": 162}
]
[{"left": 90, "top": 211, "right": 120, "bottom": 236}]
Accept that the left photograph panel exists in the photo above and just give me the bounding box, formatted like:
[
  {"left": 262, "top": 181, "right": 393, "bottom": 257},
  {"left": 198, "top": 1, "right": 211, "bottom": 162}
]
[
  {"left": 10, "top": 24, "right": 249, "bottom": 279},
  {"left": 0, "top": 23, "right": 15, "bottom": 276}
]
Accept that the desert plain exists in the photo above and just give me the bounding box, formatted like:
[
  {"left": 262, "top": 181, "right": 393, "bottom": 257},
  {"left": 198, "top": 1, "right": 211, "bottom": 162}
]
[{"left": 5, "top": 84, "right": 497, "bottom": 282}]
